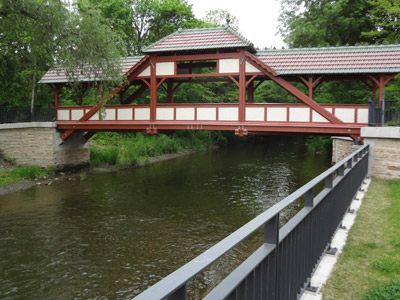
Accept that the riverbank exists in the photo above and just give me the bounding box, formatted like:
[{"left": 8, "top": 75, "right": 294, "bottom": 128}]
[
  {"left": 0, "top": 131, "right": 226, "bottom": 195},
  {"left": 322, "top": 179, "right": 400, "bottom": 299}
]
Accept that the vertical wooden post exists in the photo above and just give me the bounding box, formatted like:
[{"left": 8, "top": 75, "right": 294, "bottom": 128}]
[
  {"left": 308, "top": 76, "right": 313, "bottom": 99},
  {"left": 239, "top": 52, "right": 246, "bottom": 122},
  {"left": 370, "top": 84, "right": 378, "bottom": 101},
  {"left": 167, "top": 80, "right": 174, "bottom": 103},
  {"left": 51, "top": 83, "right": 64, "bottom": 121},
  {"left": 150, "top": 56, "right": 157, "bottom": 121},
  {"left": 248, "top": 80, "right": 254, "bottom": 103}
]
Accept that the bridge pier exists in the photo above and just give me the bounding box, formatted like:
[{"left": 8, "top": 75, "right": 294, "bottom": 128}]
[
  {"left": 361, "top": 127, "right": 400, "bottom": 179},
  {"left": 0, "top": 122, "right": 89, "bottom": 169},
  {"left": 331, "top": 137, "right": 361, "bottom": 165}
]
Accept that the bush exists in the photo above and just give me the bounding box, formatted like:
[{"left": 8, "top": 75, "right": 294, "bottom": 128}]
[
  {"left": 90, "top": 131, "right": 228, "bottom": 167},
  {"left": 362, "top": 280, "right": 400, "bottom": 300},
  {"left": 306, "top": 136, "right": 332, "bottom": 153}
]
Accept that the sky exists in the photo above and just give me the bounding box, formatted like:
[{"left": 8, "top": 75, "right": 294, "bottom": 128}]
[{"left": 186, "top": 0, "right": 286, "bottom": 49}]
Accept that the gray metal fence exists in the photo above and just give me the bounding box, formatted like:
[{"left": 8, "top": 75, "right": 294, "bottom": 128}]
[
  {"left": 133, "top": 144, "right": 369, "bottom": 300},
  {"left": 0, "top": 107, "right": 55, "bottom": 124},
  {"left": 368, "top": 92, "right": 400, "bottom": 126}
]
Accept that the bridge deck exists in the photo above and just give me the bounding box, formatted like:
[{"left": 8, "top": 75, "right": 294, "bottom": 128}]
[{"left": 56, "top": 103, "right": 366, "bottom": 137}]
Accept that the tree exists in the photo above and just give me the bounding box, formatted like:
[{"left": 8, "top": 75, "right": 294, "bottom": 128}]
[
  {"left": 279, "top": 0, "right": 375, "bottom": 47},
  {"left": 362, "top": 0, "right": 400, "bottom": 44},
  {"left": 59, "top": 0, "right": 127, "bottom": 95},
  {"left": 85, "top": 0, "right": 203, "bottom": 55},
  {"left": 0, "top": 0, "right": 68, "bottom": 109},
  {"left": 203, "top": 9, "right": 239, "bottom": 31}
]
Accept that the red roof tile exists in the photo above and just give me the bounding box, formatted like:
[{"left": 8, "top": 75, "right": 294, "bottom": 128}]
[{"left": 143, "top": 27, "right": 253, "bottom": 53}]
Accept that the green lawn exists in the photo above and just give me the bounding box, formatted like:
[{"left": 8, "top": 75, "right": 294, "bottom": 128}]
[{"left": 322, "top": 179, "right": 400, "bottom": 300}]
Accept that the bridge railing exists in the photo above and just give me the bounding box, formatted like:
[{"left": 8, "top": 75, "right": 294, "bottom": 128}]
[
  {"left": 368, "top": 93, "right": 400, "bottom": 126},
  {"left": 56, "top": 103, "right": 368, "bottom": 124},
  {"left": 133, "top": 144, "right": 369, "bottom": 300},
  {"left": 0, "top": 107, "right": 55, "bottom": 124}
]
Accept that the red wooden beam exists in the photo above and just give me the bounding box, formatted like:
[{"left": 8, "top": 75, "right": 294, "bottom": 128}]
[
  {"left": 244, "top": 51, "right": 344, "bottom": 125},
  {"left": 367, "top": 74, "right": 396, "bottom": 105},
  {"left": 239, "top": 51, "right": 246, "bottom": 123},
  {"left": 60, "top": 57, "right": 151, "bottom": 140},
  {"left": 150, "top": 55, "right": 157, "bottom": 122}
]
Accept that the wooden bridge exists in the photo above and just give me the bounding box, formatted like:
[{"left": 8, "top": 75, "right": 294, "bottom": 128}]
[{"left": 39, "top": 27, "right": 400, "bottom": 140}]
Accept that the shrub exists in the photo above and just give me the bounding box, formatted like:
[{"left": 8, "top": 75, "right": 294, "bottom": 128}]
[{"left": 362, "top": 280, "right": 400, "bottom": 300}]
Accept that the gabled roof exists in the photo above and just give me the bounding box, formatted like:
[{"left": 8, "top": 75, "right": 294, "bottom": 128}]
[
  {"left": 255, "top": 44, "right": 400, "bottom": 75},
  {"left": 143, "top": 27, "right": 254, "bottom": 53},
  {"left": 38, "top": 56, "right": 144, "bottom": 84}
]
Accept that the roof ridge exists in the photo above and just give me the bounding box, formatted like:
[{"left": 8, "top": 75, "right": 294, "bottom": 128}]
[
  {"left": 256, "top": 43, "right": 400, "bottom": 55},
  {"left": 143, "top": 26, "right": 255, "bottom": 53}
]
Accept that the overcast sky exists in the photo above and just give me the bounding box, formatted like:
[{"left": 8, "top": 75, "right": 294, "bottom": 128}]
[{"left": 186, "top": 0, "right": 286, "bottom": 49}]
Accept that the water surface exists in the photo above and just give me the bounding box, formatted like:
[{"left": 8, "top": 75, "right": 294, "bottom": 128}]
[{"left": 0, "top": 136, "right": 330, "bottom": 299}]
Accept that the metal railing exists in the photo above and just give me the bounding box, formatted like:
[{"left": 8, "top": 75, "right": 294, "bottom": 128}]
[
  {"left": 0, "top": 107, "right": 55, "bottom": 124},
  {"left": 368, "top": 92, "right": 400, "bottom": 126},
  {"left": 133, "top": 144, "right": 369, "bottom": 300}
]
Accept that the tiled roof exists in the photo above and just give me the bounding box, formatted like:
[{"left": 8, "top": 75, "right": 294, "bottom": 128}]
[
  {"left": 38, "top": 56, "right": 144, "bottom": 84},
  {"left": 39, "top": 43, "right": 400, "bottom": 84},
  {"left": 255, "top": 44, "right": 400, "bottom": 75},
  {"left": 143, "top": 27, "right": 254, "bottom": 53}
]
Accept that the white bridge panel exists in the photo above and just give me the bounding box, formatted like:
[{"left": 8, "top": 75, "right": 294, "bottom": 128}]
[
  {"left": 104, "top": 108, "right": 116, "bottom": 121},
  {"left": 335, "top": 108, "right": 355, "bottom": 123},
  {"left": 267, "top": 107, "right": 287, "bottom": 122},
  {"left": 156, "top": 108, "right": 174, "bottom": 120},
  {"left": 357, "top": 108, "right": 368, "bottom": 124},
  {"left": 89, "top": 112, "right": 99, "bottom": 121},
  {"left": 197, "top": 107, "right": 216, "bottom": 121},
  {"left": 219, "top": 59, "right": 239, "bottom": 73},
  {"left": 156, "top": 62, "right": 175, "bottom": 76},
  {"left": 246, "top": 107, "right": 264, "bottom": 121},
  {"left": 71, "top": 109, "right": 84, "bottom": 121},
  {"left": 245, "top": 62, "right": 261, "bottom": 73},
  {"left": 176, "top": 108, "right": 195, "bottom": 120},
  {"left": 312, "top": 110, "right": 329, "bottom": 123},
  {"left": 289, "top": 107, "right": 310, "bottom": 122},
  {"left": 219, "top": 107, "right": 238, "bottom": 121},
  {"left": 135, "top": 108, "right": 150, "bottom": 120},
  {"left": 138, "top": 66, "right": 150, "bottom": 77},
  {"left": 57, "top": 110, "right": 70, "bottom": 121},
  {"left": 117, "top": 108, "right": 133, "bottom": 120}
]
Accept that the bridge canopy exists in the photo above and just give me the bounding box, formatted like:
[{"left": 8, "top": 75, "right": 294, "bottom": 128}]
[{"left": 39, "top": 26, "right": 400, "bottom": 141}]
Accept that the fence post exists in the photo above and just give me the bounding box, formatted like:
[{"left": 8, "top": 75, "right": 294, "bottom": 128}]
[
  {"left": 381, "top": 90, "right": 386, "bottom": 125},
  {"left": 368, "top": 95, "right": 376, "bottom": 126},
  {"left": 168, "top": 285, "right": 187, "bottom": 300},
  {"left": 264, "top": 214, "right": 279, "bottom": 300}
]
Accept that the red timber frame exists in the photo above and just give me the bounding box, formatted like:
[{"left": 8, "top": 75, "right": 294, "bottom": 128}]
[{"left": 54, "top": 49, "right": 396, "bottom": 141}]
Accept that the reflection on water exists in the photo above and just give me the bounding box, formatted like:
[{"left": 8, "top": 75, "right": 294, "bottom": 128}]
[{"left": 0, "top": 136, "right": 330, "bottom": 299}]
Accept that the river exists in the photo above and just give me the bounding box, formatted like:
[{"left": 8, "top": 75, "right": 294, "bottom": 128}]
[{"left": 0, "top": 136, "right": 330, "bottom": 299}]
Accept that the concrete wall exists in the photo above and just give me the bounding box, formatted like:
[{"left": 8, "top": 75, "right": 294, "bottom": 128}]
[
  {"left": 362, "top": 127, "right": 400, "bottom": 180},
  {"left": 0, "top": 122, "right": 89, "bottom": 168},
  {"left": 331, "top": 137, "right": 360, "bottom": 164},
  {"left": 333, "top": 129, "right": 400, "bottom": 180}
]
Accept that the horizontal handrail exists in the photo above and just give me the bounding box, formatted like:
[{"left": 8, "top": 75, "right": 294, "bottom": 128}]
[{"left": 133, "top": 144, "right": 369, "bottom": 299}]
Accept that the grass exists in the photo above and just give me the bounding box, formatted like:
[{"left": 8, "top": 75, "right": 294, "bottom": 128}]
[
  {"left": 90, "top": 131, "right": 227, "bottom": 167},
  {"left": 0, "top": 165, "right": 55, "bottom": 186},
  {"left": 322, "top": 179, "right": 400, "bottom": 299}
]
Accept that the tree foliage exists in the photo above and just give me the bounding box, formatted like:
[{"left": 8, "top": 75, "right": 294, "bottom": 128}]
[
  {"left": 279, "top": 0, "right": 375, "bottom": 47},
  {"left": 363, "top": 0, "right": 400, "bottom": 44},
  {"left": 278, "top": 0, "right": 400, "bottom": 102},
  {"left": 203, "top": 9, "right": 239, "bottom": 31},
  {"left": 86, "top": 0, "right": 204, "bottom": 54},
  {"left": 0, "top": 0, "right": 68, "bottom": 108}
]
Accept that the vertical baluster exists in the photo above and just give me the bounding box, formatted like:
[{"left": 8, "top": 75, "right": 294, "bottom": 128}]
[
  {"left": 168, "top": 285, "right": 186, "bottom": 300},
  {"left": 264, "top": 214, "right": 279, "bottom": 300}
]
